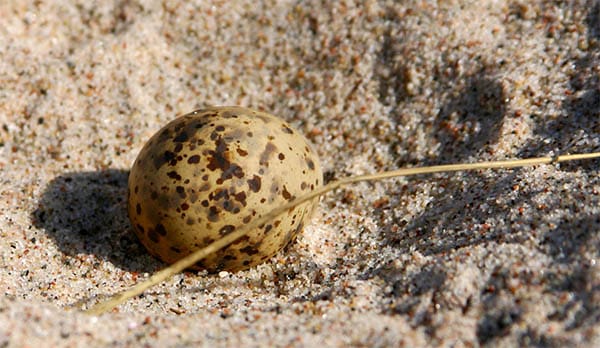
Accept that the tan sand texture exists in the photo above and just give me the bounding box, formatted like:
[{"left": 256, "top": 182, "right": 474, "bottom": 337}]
[{"left": 1, "top": 1, "right": 599, "bottom": 346}]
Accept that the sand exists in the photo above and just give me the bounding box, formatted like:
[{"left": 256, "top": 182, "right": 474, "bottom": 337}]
[{"left": 1, "top": 0, "right": 599, "bottom": 346}]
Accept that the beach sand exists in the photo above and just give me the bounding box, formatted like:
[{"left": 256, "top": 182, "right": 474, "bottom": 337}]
[{"left": 1, "top": 0, "right": 599, "bottom": 346}]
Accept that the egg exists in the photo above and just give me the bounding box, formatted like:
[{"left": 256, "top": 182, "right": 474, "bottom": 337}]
[{"left": 127, "top": 106, "right": 323, "bottom": 272}]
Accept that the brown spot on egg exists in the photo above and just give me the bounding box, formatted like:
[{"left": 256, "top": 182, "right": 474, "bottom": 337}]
[
  {"left": 189, "top": 191, "right": 198, "bottom": 203},
  {"left": 155, "top": 223, "right": 167, "bottom": 236},
  {"left": 234, "top": 191, "right": 247, "bottom": 206},
  {"left": 282, "top": 185, "right": 293, "bottom": 200},
  {"left": 173, "top": 131, "right": 189, "bottom": 142},
  {"left": 206, "top": 138, "right": 230, "bottom": 172},
  {"left": 208, "top": 206, "right": 220, "bottom": 222},
  {"left": 282, "top": 125, "right": 294, "bottom": 134},
  {"left": 240, "top": 245, "right": 259, "bottom": 256},
  {"left": 153, "top": 150, "right": 176, "bottom": 169},
  {"left": 247, "top": 175, "right": 261, "bottom": 192},
  {"left": 167, "top": 171, "right": 182, "bottom": 180},
  {"left": 148, "top": 229, "right": 160, "bottom": 243},
  {"left": 259, "top": 142, "right": 277, "bottom": 166},
  {"left": 219, "top": 225, "right": 235, "bottom": 236},
  {"left": 188, "top": 155, "right": 200, "bottom": 164}
]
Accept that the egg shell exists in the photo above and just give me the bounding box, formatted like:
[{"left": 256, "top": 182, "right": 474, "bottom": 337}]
[{"left": 128, "top": 106, "right": 323, "bottom": 272}]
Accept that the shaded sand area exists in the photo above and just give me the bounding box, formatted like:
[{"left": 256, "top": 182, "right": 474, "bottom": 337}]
[{"left": 1, "top": 1, "right": 599, "bottom": 346}]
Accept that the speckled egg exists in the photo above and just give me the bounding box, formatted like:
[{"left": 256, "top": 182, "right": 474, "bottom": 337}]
[{"left": 128, "top": 106, "right": 323, "bottom": 272}]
